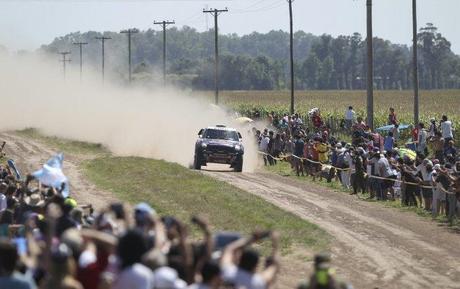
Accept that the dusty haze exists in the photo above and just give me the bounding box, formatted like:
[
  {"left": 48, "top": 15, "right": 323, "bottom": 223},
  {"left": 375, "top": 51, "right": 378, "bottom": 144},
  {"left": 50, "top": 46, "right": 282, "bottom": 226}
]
[{"left": 0, "top": 53, "right": 260, "bottom": 172}]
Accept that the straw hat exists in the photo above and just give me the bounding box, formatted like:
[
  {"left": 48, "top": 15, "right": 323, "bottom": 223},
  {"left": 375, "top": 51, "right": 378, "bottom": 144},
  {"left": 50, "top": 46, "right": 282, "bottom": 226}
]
[{"left": 24, "top": 193, "right": 45, "bottom": 208}]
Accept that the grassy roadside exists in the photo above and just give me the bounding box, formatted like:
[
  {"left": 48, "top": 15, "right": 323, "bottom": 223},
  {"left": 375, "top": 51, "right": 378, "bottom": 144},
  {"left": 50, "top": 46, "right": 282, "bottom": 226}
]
[
  {"left": 15, "top": 128, "right": 109, "bottom": 156},
  {"left": 265, "top": 161, "right": 459, "bottom": 228},
  {"left": 13, "top": 129, "right": 329, "bottom": 251},
  {"left": 83, "top": 156, "right": 329, "bottom": 251}
]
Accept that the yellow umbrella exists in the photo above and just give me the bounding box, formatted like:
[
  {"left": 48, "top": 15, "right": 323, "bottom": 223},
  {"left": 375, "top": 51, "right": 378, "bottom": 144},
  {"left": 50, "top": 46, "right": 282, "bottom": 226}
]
[{"left": 235, "top": 117, "right": 254, "bottom": 124}]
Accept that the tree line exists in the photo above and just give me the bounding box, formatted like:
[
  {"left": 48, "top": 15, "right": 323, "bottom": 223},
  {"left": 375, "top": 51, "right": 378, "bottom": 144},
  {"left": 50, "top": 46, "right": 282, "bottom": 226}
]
[{"left": 39, "top": 23, "right": 460, "bottom": 90}]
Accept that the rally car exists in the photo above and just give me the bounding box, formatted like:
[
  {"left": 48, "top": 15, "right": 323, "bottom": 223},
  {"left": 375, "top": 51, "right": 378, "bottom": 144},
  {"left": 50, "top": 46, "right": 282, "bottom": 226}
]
[{"left": 194, "top": 125, "right": 244, "bottom": 172}]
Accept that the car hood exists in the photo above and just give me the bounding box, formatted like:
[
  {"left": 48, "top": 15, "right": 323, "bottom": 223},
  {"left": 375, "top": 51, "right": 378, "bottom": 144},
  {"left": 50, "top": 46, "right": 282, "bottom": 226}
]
[{"left": 202, "top": 139, "right": 241, "bottom": 146}]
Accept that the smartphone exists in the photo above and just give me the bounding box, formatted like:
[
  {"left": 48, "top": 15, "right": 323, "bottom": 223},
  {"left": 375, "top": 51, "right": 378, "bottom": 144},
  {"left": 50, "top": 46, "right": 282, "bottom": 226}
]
[{"left": 13, "top": 238, "right": 27, "bottom": 256}]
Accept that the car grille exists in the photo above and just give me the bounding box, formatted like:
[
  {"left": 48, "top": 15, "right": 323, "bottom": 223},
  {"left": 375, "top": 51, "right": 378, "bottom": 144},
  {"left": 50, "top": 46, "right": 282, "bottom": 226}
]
[{"left": 206, "top": 144, "right": 234, "bottom": 154}]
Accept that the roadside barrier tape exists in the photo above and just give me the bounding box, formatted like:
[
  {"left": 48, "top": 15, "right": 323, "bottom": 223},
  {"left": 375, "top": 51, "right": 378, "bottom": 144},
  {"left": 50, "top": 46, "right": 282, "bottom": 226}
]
[{"left": 257, "top": 150, "right": 443, "bottom": 190}]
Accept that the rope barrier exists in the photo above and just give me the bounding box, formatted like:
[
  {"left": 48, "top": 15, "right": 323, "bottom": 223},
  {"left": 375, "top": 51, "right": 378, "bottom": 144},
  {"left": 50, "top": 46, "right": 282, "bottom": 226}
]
[{"left": 257, "top": 150, "right": 438, "bottom": 189}]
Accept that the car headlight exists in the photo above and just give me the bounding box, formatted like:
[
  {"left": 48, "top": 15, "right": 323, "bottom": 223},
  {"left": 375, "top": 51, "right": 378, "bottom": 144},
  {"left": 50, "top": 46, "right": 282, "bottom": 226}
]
[
  {"left": 235, "top": 145, "right": 241, "bottom": 151},
  {"left": 201, "top": 143, "right": 207, "bottom": 148}
]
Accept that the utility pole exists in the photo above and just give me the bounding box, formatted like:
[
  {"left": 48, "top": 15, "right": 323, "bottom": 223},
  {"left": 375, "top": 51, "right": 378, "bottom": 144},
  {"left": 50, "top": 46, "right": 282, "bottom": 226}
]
[
  {"left": 73, "top": 42, "right": 88, "bottom": 82},
  {"left": 154, "top": 20, "right": 175, "bottom": 86},
  {"left": 95, "top": 36, "right": 112, "bottom": 83},
  {"left": 59, "top": 52, "right": 71, "bottom": 80},
  {"left": 203, "top": 7, "right": 228, "bottom": 105},
  {"left": 288, "top": 0, "right": 295, "bottom": 115},
  {"left": 120, "top": 28, "right": 139, "bottom": 83},
  {"left": 412, "top": 0, "right": 419, "bottom": 126},
  {"left": 366, "top": 0, "right": 374, "bottom": 130}
]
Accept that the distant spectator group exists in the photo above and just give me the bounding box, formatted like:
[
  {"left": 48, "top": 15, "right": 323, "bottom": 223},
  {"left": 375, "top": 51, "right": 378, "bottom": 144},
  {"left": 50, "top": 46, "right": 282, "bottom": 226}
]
[{"left": 253, "top": 108, "right": 460, "bottom": 222}]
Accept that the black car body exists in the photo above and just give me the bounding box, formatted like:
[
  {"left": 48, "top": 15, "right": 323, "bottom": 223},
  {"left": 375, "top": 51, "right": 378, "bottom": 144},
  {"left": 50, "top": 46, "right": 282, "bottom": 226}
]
[{"left": 194, "top": 126, "right": 244, "bottom": 172}]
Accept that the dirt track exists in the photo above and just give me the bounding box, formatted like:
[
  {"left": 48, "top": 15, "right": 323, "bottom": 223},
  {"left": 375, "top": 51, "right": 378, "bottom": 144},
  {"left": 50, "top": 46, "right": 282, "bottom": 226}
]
[
  {"left": 3, "top": 132, "right": 460, "bottom": 289},
  {"left": 203, "top": 166, "right": 460, "bottom": 289}
]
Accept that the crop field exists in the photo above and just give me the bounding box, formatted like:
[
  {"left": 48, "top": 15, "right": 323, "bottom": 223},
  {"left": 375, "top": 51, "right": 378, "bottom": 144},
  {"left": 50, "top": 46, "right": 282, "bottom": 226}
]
[{"left": 198, "top": 90, "right": 460, "bottom": 129}]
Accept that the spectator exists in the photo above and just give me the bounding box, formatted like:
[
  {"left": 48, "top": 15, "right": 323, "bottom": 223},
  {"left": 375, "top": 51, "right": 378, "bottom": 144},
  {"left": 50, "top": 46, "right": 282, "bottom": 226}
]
[
  {"left": 428, "top": 118, "right": 438, "bottom": 137},
  {"left": 297, "top": 253, "right": 352, "bottom": 289},
  {"left": 443, "top": 140, "right": 457, "bottom": 160},
  {"left": 429, "top": 132, "right": 445, "bottom": 162},
  {"left": 221, "top": 231, "right": 279, "bottom": 289},
  {"left": 344, "top": 106, "right": 356, "bottom": 130},
  {"left": 388, "top": 107, "right": 397, "bottom": 125},
  {"left": 293, "top": 135, "right": 305, "bottom": 177},
  {"left": 440, "top": 115, "right": 454, "bottom": 144},
  {"left": 416, "top": 123, "right": 428, "bottom": 156},
  {"left": 0, "top": 240, "right": 36, "bottom": 289},
  {"left": 383, "top": 131, "right": 395, "bottom": 153}
]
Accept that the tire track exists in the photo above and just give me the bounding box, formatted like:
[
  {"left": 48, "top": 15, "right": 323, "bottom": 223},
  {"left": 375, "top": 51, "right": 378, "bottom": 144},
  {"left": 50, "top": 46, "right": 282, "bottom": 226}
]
[{"left": 203, "top": 169, "right": 460, "bottom": 289}]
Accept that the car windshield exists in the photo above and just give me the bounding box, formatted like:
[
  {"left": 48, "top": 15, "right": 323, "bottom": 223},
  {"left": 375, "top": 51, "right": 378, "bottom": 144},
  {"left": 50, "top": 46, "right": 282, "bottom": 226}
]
[{"left": 204, "top": 129, "right": 239, "bottom": 141}]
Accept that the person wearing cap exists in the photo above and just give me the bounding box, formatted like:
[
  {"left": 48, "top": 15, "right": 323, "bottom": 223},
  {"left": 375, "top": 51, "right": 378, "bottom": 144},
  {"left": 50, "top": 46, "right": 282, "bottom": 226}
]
[
  {"left": 428, "top": 118, "right": 438, "bottom": 137},
  {"left": 297, "top": 253, "right": 352, "bottom": 289}
]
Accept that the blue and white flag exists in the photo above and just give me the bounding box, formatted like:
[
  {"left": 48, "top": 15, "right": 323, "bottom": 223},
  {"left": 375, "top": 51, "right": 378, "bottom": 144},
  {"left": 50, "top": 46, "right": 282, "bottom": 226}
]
[
  {"left": 32, "top": 153, "right": 70, "bottom": 198},
  {"left": 7, "top": 159, "right": 21, "bottom": 180}
]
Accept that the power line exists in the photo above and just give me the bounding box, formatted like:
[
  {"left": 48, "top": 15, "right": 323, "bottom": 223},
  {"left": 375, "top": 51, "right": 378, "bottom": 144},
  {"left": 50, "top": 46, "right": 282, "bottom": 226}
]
[
  {"left": 154, "top": 20, "right": 175, "bottom": 86},
  {"left": 288, "top": 0, "right": 295, "bottom": 115},
  {"left": 120, "top": 28, "right": 139, "bottom": 83},
  {"left": 73, "top": 41, "right": 88, "bottom": 82},
  {"left": 58, "top": 51, "right": 71, "bottom": 80},
  {"left": 412, "top": 0, "right": 419, "bottom": 126},
  {"left": 366, "top": 0, "right": 374, "bottom": 130},
  {"left": 203, "top": 7, "right": 228, "bottom": 105},
  {"left": 95, "top": 36, "right": 112, "bottom": 83}
]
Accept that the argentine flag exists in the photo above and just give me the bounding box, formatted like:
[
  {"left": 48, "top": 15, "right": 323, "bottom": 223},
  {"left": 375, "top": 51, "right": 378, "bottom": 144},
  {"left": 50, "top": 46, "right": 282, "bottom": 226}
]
[{"left": 32, "top": 153, "right": 70, "bottom": 198}]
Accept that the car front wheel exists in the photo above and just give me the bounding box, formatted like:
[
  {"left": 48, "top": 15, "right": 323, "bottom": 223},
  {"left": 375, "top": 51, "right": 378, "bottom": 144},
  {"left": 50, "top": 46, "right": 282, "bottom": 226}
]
[{"left": 194, "top": 154, "right": 202, "bottom": 170}]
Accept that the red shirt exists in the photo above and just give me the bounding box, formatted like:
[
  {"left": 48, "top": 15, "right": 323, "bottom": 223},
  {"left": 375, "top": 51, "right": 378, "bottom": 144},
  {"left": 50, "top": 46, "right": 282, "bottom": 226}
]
[{"left": 412, "top": 128, "right": 419, "bottom": 142}]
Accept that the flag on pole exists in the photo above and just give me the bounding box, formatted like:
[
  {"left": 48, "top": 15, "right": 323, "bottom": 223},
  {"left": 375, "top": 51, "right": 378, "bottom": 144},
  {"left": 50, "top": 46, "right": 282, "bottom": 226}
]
[
  {"left": 32, "top": 153, "right": 70, "bottom": 198},
  {"left": 7, "top": 159, "right": 21, "bottom": 180}
]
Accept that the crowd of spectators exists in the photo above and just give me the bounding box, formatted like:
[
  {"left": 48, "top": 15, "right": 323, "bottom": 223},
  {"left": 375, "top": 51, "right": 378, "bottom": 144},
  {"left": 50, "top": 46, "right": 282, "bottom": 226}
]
[
  {"left": 0, "top": 145, "right": 351, "bottom": 289},
  {"left": 254, "top": 108, "right": 460, "bottom": 222}
]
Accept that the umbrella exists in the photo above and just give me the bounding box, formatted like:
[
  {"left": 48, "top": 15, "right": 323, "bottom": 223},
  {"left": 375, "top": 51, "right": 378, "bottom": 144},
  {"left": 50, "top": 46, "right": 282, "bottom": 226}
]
[
  {"left": 235, "top": 117, "right": 254, "bottom": 124},
  {"left": 398, "top": 148, "right": 417, "bottom": 160}
]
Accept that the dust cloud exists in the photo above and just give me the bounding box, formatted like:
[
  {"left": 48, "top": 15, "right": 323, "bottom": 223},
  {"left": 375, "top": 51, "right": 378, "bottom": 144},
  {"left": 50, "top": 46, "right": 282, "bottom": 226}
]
[{"left": 0, "top": 53, "right": 261, "bottom": 172}]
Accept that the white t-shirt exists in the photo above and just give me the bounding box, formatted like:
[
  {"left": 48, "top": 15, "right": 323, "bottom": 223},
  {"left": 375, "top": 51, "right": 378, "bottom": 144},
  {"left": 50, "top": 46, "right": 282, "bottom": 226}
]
[
  {"left": 222, "top": 265, "right": 266, "bottom": 289},
  {"left": 259, "top": 137, "right": 270, "bottom": 152},
  {"left": 441, "top": 121, "right": 453, "bottom": 138},
  {"left": 112, "top": 263, "right": 154, "bottom": 289},
  {"left": 376, "top": 157, "right": 393, "bottom": 178},
  {"left": 345, "top": 109, "right": 355, "bottom": 121},
  {"left": 154, "top": 267, "right": 187, "bottom": 289}
]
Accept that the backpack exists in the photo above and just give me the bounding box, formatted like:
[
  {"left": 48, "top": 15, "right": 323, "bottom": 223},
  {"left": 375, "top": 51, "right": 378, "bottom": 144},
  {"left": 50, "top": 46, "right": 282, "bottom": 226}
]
[{"left": 337, "top": 152, "right": 347, "bottom": 168}]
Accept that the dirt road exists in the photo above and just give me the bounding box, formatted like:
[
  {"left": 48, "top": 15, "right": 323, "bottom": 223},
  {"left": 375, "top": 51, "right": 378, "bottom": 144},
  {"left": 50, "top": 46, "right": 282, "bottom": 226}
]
[{"left": 203, "top": 166, "right": 460, "bottom": 289}]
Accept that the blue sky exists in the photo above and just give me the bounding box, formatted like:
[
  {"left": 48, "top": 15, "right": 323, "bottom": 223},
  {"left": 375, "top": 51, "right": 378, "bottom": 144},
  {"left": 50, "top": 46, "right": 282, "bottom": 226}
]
[{"left": 1, "top": 0, "right": 459, "bottom": 53}]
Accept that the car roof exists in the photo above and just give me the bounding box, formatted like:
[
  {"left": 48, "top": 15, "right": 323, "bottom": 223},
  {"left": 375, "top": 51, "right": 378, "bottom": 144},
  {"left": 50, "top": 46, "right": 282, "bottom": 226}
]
[{"left": 205, "top": 126, "right": 238, "bottom": 132}]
